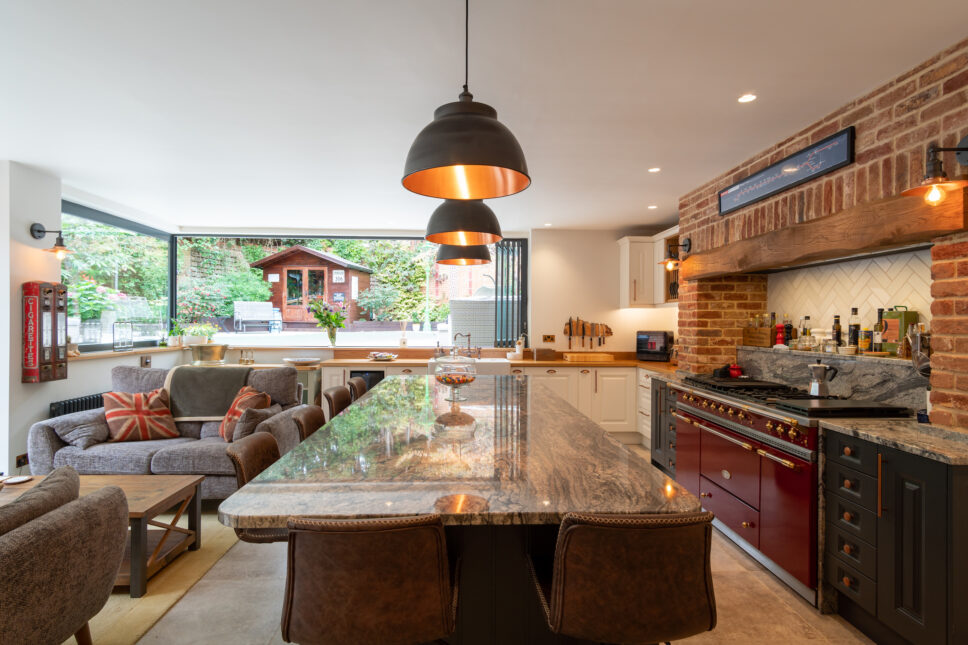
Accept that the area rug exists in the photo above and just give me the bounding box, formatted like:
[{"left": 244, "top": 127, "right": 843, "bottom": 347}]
[{"left": 62, "top": 509, "right": 237, "bottom": 645}]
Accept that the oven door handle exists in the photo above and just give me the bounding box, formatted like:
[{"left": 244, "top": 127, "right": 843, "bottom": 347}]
[
  {"left": 756, "top": 448, "right": 798, "bottom": 470},
  {"left": 676, "top": 413, "right": 753, "bottom": 452}
]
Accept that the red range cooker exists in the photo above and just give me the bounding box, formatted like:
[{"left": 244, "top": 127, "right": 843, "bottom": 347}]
[{"left": 670, "top": 376, "right": 909, "bottom": 605}]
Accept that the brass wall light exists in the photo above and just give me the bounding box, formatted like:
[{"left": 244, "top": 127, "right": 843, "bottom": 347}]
[
  {"left": 900, "top": 136, "right": 968, "bottom": 205},
  {"left": 30, "top": 223, "right": 73, "bottom": 260},
  {"left": 657, "top": 238, "right": 691, "bottom": 272},
  {"left": 403, "top": 0, "right": 529, "bottom": 200},
  {"left": 436, "top": 244, "right": 491, "bottom": 266}
]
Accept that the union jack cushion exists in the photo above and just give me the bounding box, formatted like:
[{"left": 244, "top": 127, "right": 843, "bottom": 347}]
[
  {"left": 104, "top": 388, "right": 179, "bottom": 442},
  {"left": 219, "top": 386, "right": 271, "bottom": 442}
]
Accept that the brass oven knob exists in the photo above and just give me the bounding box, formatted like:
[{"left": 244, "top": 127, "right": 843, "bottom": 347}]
[
  {"left": 741, "top": 521, "right": 753, "bottom": 529},
  {"left": 737, "top": 411, "right": 745, "bottom": 420},
  {"left": 718, "top": 405, "right": 725, "bottom": 412},
  {"left": 727, "top": 408, "right": 734, "bottom": 416},
  {"left": 842, "top": 511, "right": 853, "bottom": 522},
  {"left": 699, "top": 492, "right": 711, "bottom": 498},
  {"left": 842, "top": 576, "right": 852, "bottom": 588},
  {"left": 788, "top": 428, "right": 799, "bottom": 440},
  {"left": 843, "top": 446, "right": 853, "bottom": 457},
  {"left": 842, "top": 544, "right": 853, "bottom": 555},
  {"left": 766, "top": 421, "right": 774, "bottom": 431},
  {"left": 843, "top": 479, "right": 853, "bottom": 489},
  {"left": 702, "top": 401, "right": 709, "bottom": 408}
]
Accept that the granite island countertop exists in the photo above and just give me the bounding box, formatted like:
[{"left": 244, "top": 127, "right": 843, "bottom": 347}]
[
  {"left": 219, "top": 375, "right": 698, "bottom": 528},
  {"left": 822, "top": 418, "right": 968, "bottom": 465}
]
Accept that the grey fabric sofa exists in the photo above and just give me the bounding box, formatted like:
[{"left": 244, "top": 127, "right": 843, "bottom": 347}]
[
  {"left": 0, "top": 466, "right": 128, "bottom": 645},
  {"left": 28, "top": 366, "right": 314, "bottom": 500}
]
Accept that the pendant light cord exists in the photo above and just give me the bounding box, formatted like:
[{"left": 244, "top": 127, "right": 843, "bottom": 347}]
[{"left": 463, "top": 0, "right": 469, "bottom": 94}]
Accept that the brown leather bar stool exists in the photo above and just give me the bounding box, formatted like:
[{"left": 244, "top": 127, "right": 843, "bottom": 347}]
[
  {"left": 225, "top": 433, "right": 287, "bottom": 543},
  {"left": 346, "top": 376, "right": 368, "bottom": 402},
  {"left": 281, "top": 514, "right": 459, "bottom": 645},
  {"left": 321, "top": 385, "right": 352, "bottom": 421},
  {"left": 526, "top": 511, "right": 716, "bottom": 644},
  {"left": 291, "top": 405, "right": 326, "bottom": 441}
]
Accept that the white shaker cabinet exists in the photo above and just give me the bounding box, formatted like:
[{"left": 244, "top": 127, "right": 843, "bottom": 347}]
[
  {"left": 618, "top": 237, "right": 654, "bottom": 307},
  {"left": 523, "top": 367, "right": 579, "bottom": 407}
]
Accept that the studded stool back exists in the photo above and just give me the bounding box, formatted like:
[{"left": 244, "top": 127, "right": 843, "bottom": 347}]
[{"left": 346, "top": 376, "right": 368, "bottom": 402}]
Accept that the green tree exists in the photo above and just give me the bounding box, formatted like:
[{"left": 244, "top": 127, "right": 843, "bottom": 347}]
[{"left": 356, "top": 282, "right": 401, "bottom": 321}]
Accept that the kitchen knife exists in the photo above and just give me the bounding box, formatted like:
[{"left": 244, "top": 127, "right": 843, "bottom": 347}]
[{"left": 567, "top": 317, "right": 572, "bottom": 349}]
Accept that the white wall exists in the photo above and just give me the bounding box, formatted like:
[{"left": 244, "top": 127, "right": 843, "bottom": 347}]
[
  {"left": 529, "top": 229, "right": 678, "bottom": 353},
  {"left": 4, "top": 162, "right": 63, "bottom": 473}
]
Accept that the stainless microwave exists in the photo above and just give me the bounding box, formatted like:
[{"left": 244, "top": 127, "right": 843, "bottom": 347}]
[{"left": 637, "top": 331, "right": 673, "bottom": 361}]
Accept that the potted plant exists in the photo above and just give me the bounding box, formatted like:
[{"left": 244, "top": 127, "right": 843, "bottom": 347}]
[
  {"left": 307, "top": 298, "right": 347, "bottom": 347},
  {"left": 167, "top": 320, "right": 185, "bottom": 347}
]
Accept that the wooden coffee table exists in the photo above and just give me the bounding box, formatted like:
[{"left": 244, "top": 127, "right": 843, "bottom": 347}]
[{"left": 0, "top": 474, "right": 203, "bottom": 597}]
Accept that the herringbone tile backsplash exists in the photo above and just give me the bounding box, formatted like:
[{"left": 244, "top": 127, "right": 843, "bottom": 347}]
[{"left": 767, "top": 250, "right": 932, "bottom": 331}]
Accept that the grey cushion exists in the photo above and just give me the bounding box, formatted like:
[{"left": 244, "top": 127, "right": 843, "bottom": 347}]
[
  {"left": 175, "top": 421, "right": 203, "bottom": 440},
  {"left": 111, "top": 365, "right": 169, "bottom": 393},
  {"left": 247, "top": 367, "right": 299, "bottom": 408},
  {"left": 200, "top": 421, "right": 223, "bottom": 439},
  {"left": 150, "top": 437, "right": 235, "bottom": 476},
  {"left": 233, "top": 404, "right": 282, "bottom": 442},
  {"left": 53, "top": 438, "right": 194, "bottom": 475},
  {"left": 0, "top": 466, "right": 79, "bottom": 537},
  {"left": 199, "top": 475, "right": 239, "bottom": 500},
  {"left": 47, "top": 407, "right": 110, "bottom": 449}
]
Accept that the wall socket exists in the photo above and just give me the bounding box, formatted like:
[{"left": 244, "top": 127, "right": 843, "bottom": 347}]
[
  {"left": 542, "top": 335, "right": 555, "bottom": 343},
  {"left": 140, "top": 355, "right": 152, "bottom": 368},
  {"left": 15, "top": 454, "right": 29, "bottom": 468}
]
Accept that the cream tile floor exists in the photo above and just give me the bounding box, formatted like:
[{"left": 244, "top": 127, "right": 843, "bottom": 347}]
[{"left": 139, "top": 451, "right": 871, "bottom": 645}]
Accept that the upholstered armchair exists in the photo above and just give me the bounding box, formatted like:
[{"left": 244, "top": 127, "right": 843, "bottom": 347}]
[{"left": 0, "top": 466, "right": 128, "bottom": 645}]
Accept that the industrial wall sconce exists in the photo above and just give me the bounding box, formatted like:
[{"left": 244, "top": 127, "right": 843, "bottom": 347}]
[
  {"left": 900, "top": 136, "right": 968, "bottom": 205},
  {"left": 657, "top": 237, "right": 692, "bottom": 272},
  {"left": 30, "top": 223, "right": 73, "bottom": 260}
]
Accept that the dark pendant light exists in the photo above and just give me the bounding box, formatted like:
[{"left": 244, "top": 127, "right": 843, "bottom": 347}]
[
  {"left": 403, "top": 0, "right": 530, "bottom": 200},
  {"left": 425, "top": 199, "right": 502, "bottom": 245},
  {"left": 436, "top": 243, "right": 491, "bottom": 266}
]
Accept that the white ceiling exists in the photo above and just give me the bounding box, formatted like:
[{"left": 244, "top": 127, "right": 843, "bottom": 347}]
[{"left": 2, "top": 1, "right": 967, "bottom": 235}]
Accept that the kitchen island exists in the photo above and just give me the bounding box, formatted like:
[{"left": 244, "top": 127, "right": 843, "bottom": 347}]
[{"left": 219, "top": 375, "right": 698, "bottom": 644}]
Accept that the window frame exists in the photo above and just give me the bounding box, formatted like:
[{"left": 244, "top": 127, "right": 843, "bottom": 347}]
[{"left": 61, "top": 201, "right": 175, "bottom": 352}]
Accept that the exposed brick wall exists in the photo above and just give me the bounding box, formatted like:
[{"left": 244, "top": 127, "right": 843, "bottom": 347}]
[
  {"left": 676, "top": 37, "right": 968, "bottom": 431},
  {"left": 930, "top": 231, "right": 968, "bottom": 427}
]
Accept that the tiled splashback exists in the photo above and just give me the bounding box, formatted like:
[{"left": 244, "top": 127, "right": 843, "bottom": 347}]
[{"left": 767, "top": 249, "right": 931, "bottom": 331}]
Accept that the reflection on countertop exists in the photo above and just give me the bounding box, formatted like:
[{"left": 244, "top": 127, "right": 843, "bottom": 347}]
[{"left": 219, "top": 375, "right": 698, "bottom": 528}]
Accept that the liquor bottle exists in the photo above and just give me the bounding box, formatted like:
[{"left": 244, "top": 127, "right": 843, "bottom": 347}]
[
  {"left": 848, "top": 307, "right": 860, "bottom": 347},
  {"left": 801, "top": 315, "right": 812, "bottom": 338},
  {"left": 770, "top": 312, "right": 776, "bottom": 329},
  {"left": 832, "top": 315, "right": 843, "bottom": 346},
  {"left": 873, "top": 308, "right": 884, "bottom": 352},
  {"left": 783, "top": 313, "right": 793, "bottom": 345}
]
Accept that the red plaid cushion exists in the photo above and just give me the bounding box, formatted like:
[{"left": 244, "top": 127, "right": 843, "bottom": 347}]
[
  {"left": 220, "top": 386, "right": 271, "bottom": 441},
  {"left": 104, "top": 389, "right": 179, "bottom": 442}
]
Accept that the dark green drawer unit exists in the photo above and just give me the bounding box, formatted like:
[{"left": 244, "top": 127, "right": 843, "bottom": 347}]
[{"left": 824, "top": 433, "right": 968, "bottom": 644}]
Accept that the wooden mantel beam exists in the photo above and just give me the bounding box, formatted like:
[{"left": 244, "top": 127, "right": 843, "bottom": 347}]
[{"left": 680, "top": 192, "right": 967, "bottom": 281}]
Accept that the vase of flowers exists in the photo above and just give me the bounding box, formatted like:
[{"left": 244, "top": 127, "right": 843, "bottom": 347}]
[{"left": 308, "top": 299, "right": 347, "bottom": 347}]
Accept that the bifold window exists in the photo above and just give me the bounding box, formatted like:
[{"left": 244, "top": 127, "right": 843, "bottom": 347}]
[
  {"left": 172, "top": 236, "right": 528, "bottom": 348},
  {"left": 60, "top": 201, "right": 172, "bottom": 351}
]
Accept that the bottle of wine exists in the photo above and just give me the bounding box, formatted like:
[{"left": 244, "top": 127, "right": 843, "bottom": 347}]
[
  {"left": 833, "top": 315, "right": 843, "bottom": 346},
  {"left": 848, "top": 307, "right": 860, "bottom": 347},
  {"left": 873, "top": 308, "right": 884, "bottom": 352}
]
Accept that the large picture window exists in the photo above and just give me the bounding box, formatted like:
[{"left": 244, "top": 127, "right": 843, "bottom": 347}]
[
  {"left": 60, "top": 202, "right": 171, "bottom": 350},
  {"left": 173, "top": 236, "right": 527, "bottom": 348}
]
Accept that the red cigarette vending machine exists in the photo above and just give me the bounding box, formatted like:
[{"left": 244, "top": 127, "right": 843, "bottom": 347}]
[{"left": 23, "top": 281, "right": 69, "bottom": 383}]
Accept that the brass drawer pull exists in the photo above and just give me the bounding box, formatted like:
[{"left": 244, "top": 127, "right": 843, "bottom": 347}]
[
  {"left": 741, "top": 521, "right": 753, "bottom": 529},
  {"left": 842, "top": 511, "right": 853, "bottom": 523},
  {"left": 843, "top": 446, "right": 853, "bottom": 457},
  {"left": 699, "top": 492, "right": 711, "bottom": 498},
  {"left": 842, "top": 543, "right": 853, "bottom": 555},
  {"left": 843, "top": 479, "right": 853, "bottom": 489},
  {"left": 581, "top": 369, "right": 591, "bottom": 374},
  {"left": 402, "top": 369, "right": 412, "bottom": 374},
  {"left": 842, "top": 576, "right": 852, "bottom": 588},
  {"left": 756, "top": 449, "right": 797, "bottom": 470},
  {"left": 512, "top": 369, "right": 522, "bottom": 374},
  {"left": 546, "top": 369, "right": 557, "bottom": 374}
]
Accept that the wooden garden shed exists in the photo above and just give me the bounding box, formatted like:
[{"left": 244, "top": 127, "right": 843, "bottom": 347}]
[{"left": 250, "top": 246, "right": 372, "bottom": 326}]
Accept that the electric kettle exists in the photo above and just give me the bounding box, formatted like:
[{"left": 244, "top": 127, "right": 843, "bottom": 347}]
[{"left": 808, "top": 359, "right": 838, "bottom": 397}]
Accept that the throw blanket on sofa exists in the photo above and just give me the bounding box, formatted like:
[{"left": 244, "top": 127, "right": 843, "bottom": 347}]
[{"left": 164, "top": 365, "right": 252, "bottom": 421}]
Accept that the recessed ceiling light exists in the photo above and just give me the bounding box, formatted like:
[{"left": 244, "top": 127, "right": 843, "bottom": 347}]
[
  {"left": 647, "top": 205, "right": 658, "bottom": 210},
  {"left": 648, "top": 167, "right": 661, "bottom": 173},
  {"left": 544, "top": 222, "right": 552, "bottom": 227},
  {"left": 738, "top": 93, "right": 757, "bottom": 103}
]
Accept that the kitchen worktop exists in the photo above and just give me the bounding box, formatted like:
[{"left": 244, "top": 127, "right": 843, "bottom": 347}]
[
  {"left": 320, "top": 357, "right": 679, "bottom": 372},
  {"left": 821, "top": 418, "right": 968, "bottom": 465},
  {"left": 219, "top": 375, "right": 697, "bottom": 528}
]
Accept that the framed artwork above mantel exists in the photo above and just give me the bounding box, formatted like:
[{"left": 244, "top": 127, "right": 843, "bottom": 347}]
[{"left": 718, "top": 126, "right": 855, "bottom": 216}]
